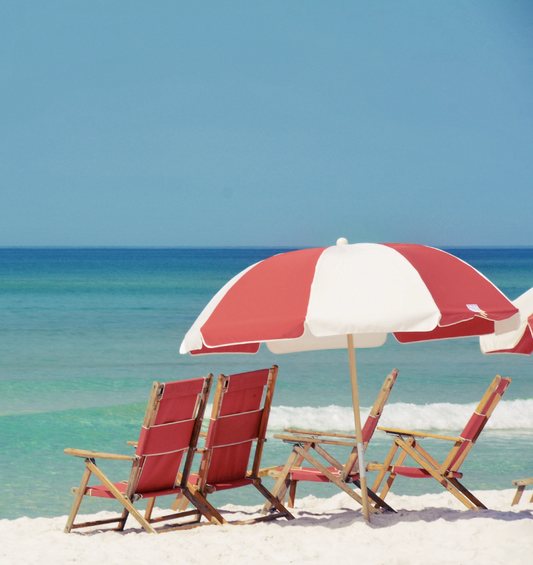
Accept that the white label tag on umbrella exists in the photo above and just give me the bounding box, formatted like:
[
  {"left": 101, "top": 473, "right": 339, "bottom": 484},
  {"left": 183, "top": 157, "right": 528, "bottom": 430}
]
[{"left": 466, "top": 304, "right": 487, "bottom": 317}]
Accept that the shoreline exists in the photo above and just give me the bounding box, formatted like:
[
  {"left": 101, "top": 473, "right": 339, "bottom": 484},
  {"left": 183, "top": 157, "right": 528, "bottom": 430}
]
[{"left": 2, "top": 489, "right": 532, "bottom": 564}]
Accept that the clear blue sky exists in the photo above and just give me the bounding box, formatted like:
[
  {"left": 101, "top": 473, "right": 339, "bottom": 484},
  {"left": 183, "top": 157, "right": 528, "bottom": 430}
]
[{"left": 2, "top": 1, "right": 532, "bottom": 248}]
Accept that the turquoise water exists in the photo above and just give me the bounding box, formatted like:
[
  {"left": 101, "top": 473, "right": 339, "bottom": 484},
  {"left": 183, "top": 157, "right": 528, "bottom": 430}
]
[{"left": 1, "top": 247, "right": 532, "bottom": 520}]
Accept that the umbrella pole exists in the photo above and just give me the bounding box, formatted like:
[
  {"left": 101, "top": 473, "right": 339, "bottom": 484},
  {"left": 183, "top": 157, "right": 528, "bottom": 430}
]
[{"left": 347, "top": 333, "right": 371, "bottom": 522}]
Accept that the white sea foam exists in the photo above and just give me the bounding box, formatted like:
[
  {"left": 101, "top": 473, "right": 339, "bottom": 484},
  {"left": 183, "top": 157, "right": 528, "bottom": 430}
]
[{"left": 267, "top": 398, "right": 533, "bottom": 432}]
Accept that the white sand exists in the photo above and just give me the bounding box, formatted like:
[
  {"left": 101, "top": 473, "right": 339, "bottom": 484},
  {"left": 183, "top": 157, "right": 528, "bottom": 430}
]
[{"left": 2, "top": 490, "right": 532, "bottom": 565}]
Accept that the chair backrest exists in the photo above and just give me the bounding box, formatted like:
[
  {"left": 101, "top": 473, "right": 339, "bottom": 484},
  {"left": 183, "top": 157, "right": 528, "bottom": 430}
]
[
  {"left": 446, "top": 374, "right": 511, "bottom": 473},
  {"left": 128, "top": 375, "right": 212, "bottom": 496},
  {"left": 345, "top": 369, "right": 398, "bottom": 477},
  {"left": 197, "top": 366, "right": 277, "bottom": 491}
]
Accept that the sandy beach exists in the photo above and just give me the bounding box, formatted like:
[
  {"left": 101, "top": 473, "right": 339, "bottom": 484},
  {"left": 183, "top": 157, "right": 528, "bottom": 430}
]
[{"left": 2, "top": 489, "right": 532, "bottom": 565}]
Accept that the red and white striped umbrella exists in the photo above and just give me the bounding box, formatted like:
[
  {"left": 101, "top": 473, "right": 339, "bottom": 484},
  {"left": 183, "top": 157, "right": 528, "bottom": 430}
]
[
  {"left": 180, "top": 240, "right": 519, "bottom": 520},
  {"left": 181, "top": 241, "right": 518, "bottom": 356},
  {"left": 480, "top": 287, "right": 533, "bottom": 355}
]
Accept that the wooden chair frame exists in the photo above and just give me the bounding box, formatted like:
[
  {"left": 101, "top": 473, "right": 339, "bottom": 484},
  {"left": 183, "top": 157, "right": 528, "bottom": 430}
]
[
  {"left": 64, "top": 375, "right": 225, "bottom": 533},
  {"left": 511, "top": 477, "right": 533, "bottom": 506},
  {"left": 262, "top": 369, "right": 399, "bottom": 515},
  {"left": 370, "top": 374, "right": 511, "bottom": 510},
  {"left": 173, "top": 366, "right": 294, "bottom": 525}
]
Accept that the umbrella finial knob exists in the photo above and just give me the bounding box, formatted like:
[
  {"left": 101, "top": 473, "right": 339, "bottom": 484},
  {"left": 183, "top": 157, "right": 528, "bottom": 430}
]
[{"left": 336, "top": 237, "right": 349, "bottom": 246}]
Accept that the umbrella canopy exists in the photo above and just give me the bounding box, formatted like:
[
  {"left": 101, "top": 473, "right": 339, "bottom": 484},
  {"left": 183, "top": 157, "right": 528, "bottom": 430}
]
[
  {"left": 180, "top": 241, "right": 519, "bottom": 521},
  {"left": 480, "top": 287, "right": 533, "bottom": 355},
  {"left": 181, "top": 242, "right": 519, "bottom": 355}
]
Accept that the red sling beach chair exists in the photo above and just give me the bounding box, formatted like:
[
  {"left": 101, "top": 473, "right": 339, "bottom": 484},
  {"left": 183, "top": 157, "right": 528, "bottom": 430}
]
[
  {"left": 64, "top": 375, "right": 222, "bottom": 533},
  {"left": 370, "top": 374, "right": 511, "bottom": 510},
  {"left": 176, "top": 366, "right": 294, "bottom": 524},
  {"left": 263, "top": 369, "right": 398, "bottom": 514}
]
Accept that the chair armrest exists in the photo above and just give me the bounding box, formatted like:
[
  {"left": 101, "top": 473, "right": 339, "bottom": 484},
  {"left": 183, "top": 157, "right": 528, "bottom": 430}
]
[
  {"left": 274, "top": 433, "right": 357, "bottom": 447},
  {"left": 512, "top": 478, "right": 533, "bottom": 487},
  {"left": 367, "top": 462, "right": 387, "bottom": 472},
  {"left": 283, "top": 428, "right": 357, "bottom": 440},
  {"left": 64, "top": 448, "right": 136, "bottom": 461},
  {"left": 377, "top": 427, "right": 461, "bottom": 442},
  {"left": 126, "top": 441, "right": 138, "bottom": 447},
  {"left": 249, "top": 465, "right": 280, "bottom": 478}
]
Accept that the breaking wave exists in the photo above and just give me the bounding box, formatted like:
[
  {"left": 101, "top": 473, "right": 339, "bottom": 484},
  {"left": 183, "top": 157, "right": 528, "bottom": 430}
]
[{"left": 267, "top": 398, "right": 533, "bottom": 433}]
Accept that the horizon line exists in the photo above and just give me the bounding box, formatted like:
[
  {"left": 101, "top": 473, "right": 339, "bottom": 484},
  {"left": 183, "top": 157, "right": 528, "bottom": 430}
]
[{"left": 1, "top": 244, "right": 533, "bottom": 250}]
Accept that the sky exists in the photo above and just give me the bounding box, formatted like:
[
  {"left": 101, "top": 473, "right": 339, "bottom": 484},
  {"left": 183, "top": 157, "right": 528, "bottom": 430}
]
[{"left": 1, "top": 1, "right": 532, "bottom": 248}]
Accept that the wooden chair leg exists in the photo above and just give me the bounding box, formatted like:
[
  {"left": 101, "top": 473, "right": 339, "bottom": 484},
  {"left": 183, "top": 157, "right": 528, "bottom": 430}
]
[
  {"left": 288, "top": 480, "right": 297, "bottom": 508},
  {"left": 511, "top": 485, "right": 524, "bottom": 506},
  {"left": 261, "top": 448, "right": 300, "bottom": 515},
  {"left": 448, "top": 478, "right": 487, "bottom": 509},
  {"left": 64, "top": 465, "right": 92, "bottom": 533},
  {"left": 393, "top": 437, "right": 478, "bottom": 511},
  {"left": 145, "top": 497, "right": 156, "bottom": 521},
  {"left": 171, "top": 492, "right": 189, "bottom": 512},
  {"left": 253, "top": 480, "right": 294, "bottom": 520},
  {"left": 292, "top": 445, "right": 380, "bottom": 515},
  {"left": 511, "top": 478, "right": 533, "bottom": 505},
  {"left": 116, "top": 507, "right": 130, "bottom": 531},
  {"left": 379, "top": 438, "right": 412, "bottom": 501},
  {"left": 87, "top": 460, "right": 157, "bottom": 533},
  {"left": 183, "top": 488, "right": 227, "bottom": 525},
  {"left": 371, "top": 441, "right": 399, "bottom": 495}
]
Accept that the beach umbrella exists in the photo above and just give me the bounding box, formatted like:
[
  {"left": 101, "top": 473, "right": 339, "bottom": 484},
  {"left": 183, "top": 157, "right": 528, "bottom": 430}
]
[
  {"left": 480, "top": 287, "right": 533, "bottom": 355},
  {"left": 180, "top": 240, "right": 519, "bottom": 521}
]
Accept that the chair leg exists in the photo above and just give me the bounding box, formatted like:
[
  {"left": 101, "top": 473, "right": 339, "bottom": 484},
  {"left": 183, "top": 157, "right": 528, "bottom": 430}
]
[
  {"left": 511, "top": 485, "right": 525, "bottom": 506},
  {"left": 64, "top": 465, "right": 92, "bottom": 533},
  {"left": 183, "top": 488, "right": 227, "bottom": 526},
  {"left": 86, "top": 460, "right": 157, "bottom": 533},
  {"left": 371, "top": 441, "right": 400, "bottom": 496},
  {"left": 115, "top": 507, "right": 130, "bottom": 532},
  {"left": 291, "top": 445, "right": 380, "bottom": 515},
  {"left": 171, "top": 492, "right": 189, "bottom": 512},
  {"left": 261, "top": 448, "right": 300, "bottom": 515},
  {"left": 253, "top": 480, "right": 294, "bottom": 520},
  {"left": 145, "top": 497, "right": 156, "bottom": 522},
  {"left": 393, "top": 437, "right": 479, "bottom": 511},
  {"left": 288, "top": 480, "right": 297, "bottom": 508},
  {"left": 448, "top": 478, "right": 487, "bottom": 509},
  {"left": 379, "top": 438, "right": 412, "bottom": 502}
]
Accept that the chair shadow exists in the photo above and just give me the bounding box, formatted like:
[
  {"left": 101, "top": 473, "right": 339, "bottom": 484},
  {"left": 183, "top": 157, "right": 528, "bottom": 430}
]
[{"left": 68, "top": 504, "right": 533, "bottom": 535}]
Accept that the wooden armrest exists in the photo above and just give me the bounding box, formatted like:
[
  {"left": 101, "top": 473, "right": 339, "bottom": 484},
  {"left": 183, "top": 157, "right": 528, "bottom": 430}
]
[
  {"left": 126, "top": 441, "right": 138, "bottom": 447},
  {"left": 199, "top": 432, "right": 207, "bottom": 438},
  {"left": 283, "top": 428, "right": 357, "bottom": 440},
  {"left": 64, "top": 448, "right": 136, "bottom": 461},
  {"left": 255, "top": 465, "right": 281, "bottom": 477},
  {"left": 274, "top": 433, "right": 357, "bottom": 447},
  {"left": 377, "top": 427, "right": 461, "bottom": 442},
  {"left": 512, "top": 478, "right": 533, "bottom": 487},
  {"left": 367, "top": 462, "right": 388, "bottom": 472}
]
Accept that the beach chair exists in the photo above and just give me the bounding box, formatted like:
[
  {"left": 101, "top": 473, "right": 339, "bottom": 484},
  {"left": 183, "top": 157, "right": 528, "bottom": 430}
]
[
  {"left": 511, "top": 478, "right": 533, "bottom": 505},
  {"left": 174, "top": 366, "right": 294, "bottom": 524},
  {"left": 64, "top": 375, "right": 225, "bottom": 533},
  {"left": 370, "top": 374, "right": 511, "bottom": 510},
  {"left": 262, "top": 369, "right": 399, "bottom": 515}
]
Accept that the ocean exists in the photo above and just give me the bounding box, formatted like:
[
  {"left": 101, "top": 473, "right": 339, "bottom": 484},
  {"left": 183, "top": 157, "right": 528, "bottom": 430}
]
[{"left": 1, "top": 247, "right": 532, "bottom": 520}]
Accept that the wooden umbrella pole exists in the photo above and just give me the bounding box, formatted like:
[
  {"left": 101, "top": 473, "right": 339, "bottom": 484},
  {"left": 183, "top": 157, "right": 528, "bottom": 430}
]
[{"left": 347, "top": 333, "right": 371, "bottom": 522}]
